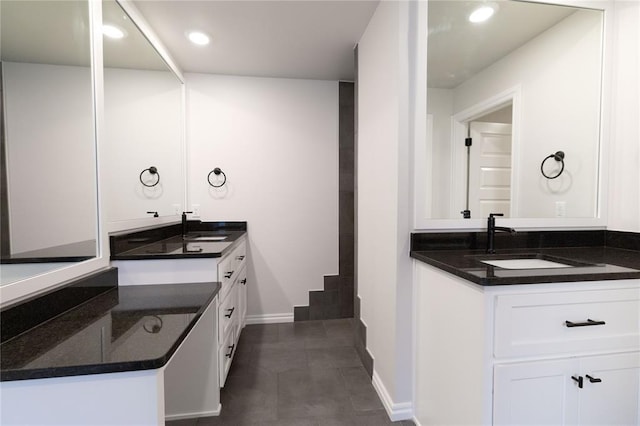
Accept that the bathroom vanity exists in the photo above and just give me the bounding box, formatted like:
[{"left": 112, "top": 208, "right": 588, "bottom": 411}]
[
  {"left": 411, "top": 230, "right": 640, "bottom": 426},
  {"left": 0, "top": 268, "right": 220, "bottom": 425},
  {"left": 0, "top": 222, "right": 249, "bottom": 425},
  {"left": 110, "top": 221, "right": 249, "bottom": 411}
]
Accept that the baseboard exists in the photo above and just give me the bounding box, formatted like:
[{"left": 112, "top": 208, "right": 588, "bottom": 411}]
[
  {"left": 372, "top": 371, "right": 413, "bottom": 422},
  {"left": 245, "top": 313, "right": 294, "bottom": 324},
  {"left": 164, "top": 404, "right": 221, "bottom": 421}
]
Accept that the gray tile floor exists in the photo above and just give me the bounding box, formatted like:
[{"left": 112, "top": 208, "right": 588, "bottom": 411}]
[{"left": 167, "top": 319, "right": 414, "bottom": 426}]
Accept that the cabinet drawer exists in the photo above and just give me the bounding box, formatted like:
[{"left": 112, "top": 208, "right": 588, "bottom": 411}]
[
  {"left": 234, "top": 240, "right": 247, "bottom": 269},
  {"left": 218, "top": 327, "right": 236, "bottom": 387},
  {"left": 237, "top": 268, "right": 247, "bottom": 331},
  {"left": 217, "top": 255, "right": 235, "bottom": 301},
  {"left": 494, "top": 288, "right": 640, "bottom": 358},
  {"left": 217, "top": 239, "right": 247, "bottom": 299},
  {"left": 218, "top": 283, "right": 238, "bottom": 341}
]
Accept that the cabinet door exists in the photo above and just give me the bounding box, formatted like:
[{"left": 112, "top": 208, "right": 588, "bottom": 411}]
[
  {"left": 578, "top": 352, "right": 640, "bottom": 426},
  {"left": 494, "top": 359, "right": 579, "bottom": 426}
]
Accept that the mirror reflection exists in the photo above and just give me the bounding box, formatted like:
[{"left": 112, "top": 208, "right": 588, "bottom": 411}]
[
  {"left": 426, "top": 0, "right": 603, "bottom": 219},
  {"left": 0, "top": 0, "right": 97, "bottom": 285},
  {"left": 102, "top": 0, "right": 184, "bottom": 226}
]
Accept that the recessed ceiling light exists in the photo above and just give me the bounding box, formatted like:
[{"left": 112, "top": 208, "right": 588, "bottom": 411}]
[
  {"left": 103, "top": 24, "right": 125, "bottom": 39},
  {"left": 187, "top": 31, "right": 210, "bottom": 46},
  {"left": 469, "top": 5, "right": 496, "bottom": 23}
]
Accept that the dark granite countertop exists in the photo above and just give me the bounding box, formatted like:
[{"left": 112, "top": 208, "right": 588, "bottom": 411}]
[
  {"left": 0, "top": 279, "right": 220, "bottom": 381},
  {"left": 110, "top": 221, "right": 247, "bottom": 261},
  {"left": 0, "top": 240, "right": 96, "bottom": 264},
  {"left": 410, "top": 230, "right": 640, "bottom": 286}
]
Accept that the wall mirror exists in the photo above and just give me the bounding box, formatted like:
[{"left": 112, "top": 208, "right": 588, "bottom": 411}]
[
  {"left": 1, "top": 0, "right": 98, "bottom": 286},
  {"left": 102, "top": 0, "right": 184, "bottom": 229},
  {"left": 422, "top": 0, "right": 604, "bottom": 221}
]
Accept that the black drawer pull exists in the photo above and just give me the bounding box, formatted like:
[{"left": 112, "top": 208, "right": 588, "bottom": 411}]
[
  {"left": 225, "top": 307, "right": 235, "bottom": 318},
  {"left": 224, "top": 271, "right": 234, "bottom": 279},
  {"left": 565, "top": 319, "right": 606, "bottom": 328},
  {"left": 236, "top": 255, "right": 245, "bottom": 261},
  {"left": 572, "top": 375, "right": 583, "bottom": 389},
  {"left": 241, "top": 279, "right": 247, "bottom": 285},
  {"left": 586, "top": 374, "right": 602, "bottom": 384},
  {"left": 226, "top": 344, "right": 235, "bottom": 358}
]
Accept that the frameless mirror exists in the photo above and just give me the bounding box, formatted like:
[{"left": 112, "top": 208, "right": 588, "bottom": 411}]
[
  {"left": 102, "top": 0, "right": 183, "bottom": 227},
  {"left": 1, "top": 0, "right": 98, "bottom": 285},
  {"left": 424, "top": 0, "right": 603, "bottom": 219}
]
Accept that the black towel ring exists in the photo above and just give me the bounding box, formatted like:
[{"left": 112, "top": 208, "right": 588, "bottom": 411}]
[
  {"left": 140, "top": 166, "right": 160, "bottom": 187},
  {"left": 207, "top": 167, "right": 227, "bottom": 188},
  {"left": 540, "top": 151, "right": 565, "bottom": 179},
  {"left": 143, "top": 316, "right": 163, "bottom": 334}
]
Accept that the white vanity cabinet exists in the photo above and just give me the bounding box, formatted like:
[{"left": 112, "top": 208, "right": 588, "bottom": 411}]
[
  {"left": 494, "top": 352, "right": 640, "bottom": 425},
  {"left": 413, "top": 261, "right": 640, "bottom": 426},
  {"left": 111, "top": 234, "right": 248, "bottom": 416},
  {"left": 216, "top": 238, "right": 247, "bottom": 387}
]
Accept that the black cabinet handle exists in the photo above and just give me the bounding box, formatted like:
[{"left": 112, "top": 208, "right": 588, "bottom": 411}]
[
  {"left": 586, "top": 374, "right": 602, "bottom": 384},
  {"left": 225, "top": 307, "right": 235, "bottom": 318},
  {"left": 224, "top": 271, "right": 234, "bottom": 279},
  {"left": 572, "top": 375, "right": 584, "bottom": 389},
  {"left": 236, "top": 255, "right": 245, "bottom": 261},
  {"left": 241, "top": 279, "right": 247, "bottom": 285},
  {"left": 565, "top": 319, "right": 606, "bottom": 328},
  {"left": 226, "top": 344, "right": 235, "bottom": 358}
]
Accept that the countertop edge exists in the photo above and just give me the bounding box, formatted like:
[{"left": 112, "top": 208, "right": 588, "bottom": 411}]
[
  {"left": 410, "top": 250, "right": 640, "bottom": 286},
  {"left": 110, "top": 231, "right": 247, "bottom": 261}
]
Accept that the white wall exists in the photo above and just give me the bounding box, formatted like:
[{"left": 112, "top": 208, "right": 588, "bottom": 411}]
[
  {"left": 426, "top": 88, "right": 453, "bottom": 218},
  {"left": 453, "top": 11, "right": 602, "bottom": 218},
  {"left": 357, "top": 0, "right": 417, "bottom": 418},
  {"left": 186, "top": 73, "right": 338, "bottom": 320},
  {"left": 103, "top": 68, "right": 183, "bottom": 224},
  {"left": 3, "top": 62, "right": 96, "bottom": 253},
  {"left": 607, "top": 0, "right": 640, "bottom": 233}
]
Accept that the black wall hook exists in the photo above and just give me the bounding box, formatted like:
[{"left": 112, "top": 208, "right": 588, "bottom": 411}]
[
  {"left": 140, "top": 166, "right": 160, "bottom": 187},
  {"left": 540, "top": 151, "right": 565, "bottom": 179},
  {"left": 207, "top": 167, "right": 227, "bottom": 188}
]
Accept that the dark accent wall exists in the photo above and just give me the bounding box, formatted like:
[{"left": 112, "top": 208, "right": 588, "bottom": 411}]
[
  {"left": 1, "top": 65, "right": 10, "bottom": 257},
  {"left": 338, "top": 81, "right": 355, "bottom": 318},
  {"left": 294, "top": 81, "right": 355, "bottom": 321}
]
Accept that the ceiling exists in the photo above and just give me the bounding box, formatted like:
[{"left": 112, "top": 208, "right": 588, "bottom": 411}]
[
  {"left": 428, "top": 1, "right": 577, "bottom": 89},
  {"left": 1, "top": 0, "right": 593, "bottom": 85},
  {"left": 1, "top": 1, "right": 91, "bottom": 67},
  {"left": 103, "top": 0, "right": 169, "bottom": 71},
  {"left": 132, "top": 0, "right": 380, "bottom": 81}
]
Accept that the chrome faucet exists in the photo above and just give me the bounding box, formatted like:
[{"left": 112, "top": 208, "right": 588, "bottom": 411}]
[{"left": 486, "top": 213, "right": 516, "bottom": 254}]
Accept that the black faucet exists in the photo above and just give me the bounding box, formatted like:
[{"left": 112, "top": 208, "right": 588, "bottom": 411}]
[
  {"left": 486, "top": 213, "right": 516, "bottom": 254},
  {"left": 182, "top": 211, "right": 193, "bottom": 238}
]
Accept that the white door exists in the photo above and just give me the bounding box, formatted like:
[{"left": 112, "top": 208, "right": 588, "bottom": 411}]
[
  {"left": 494, "top": 359, "right": 579, "bottom": 426},
  {"left": 578, "top": 352, "right": 640, "bottom": 426},
  {"left": 468, "top": 122, "right": 512, "bottom": 218}
]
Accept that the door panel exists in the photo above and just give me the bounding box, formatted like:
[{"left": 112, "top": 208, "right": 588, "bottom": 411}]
[
  {"left": 494, "top": 359, "right": 578, "bottom": 426},
  {"left": 469, "top": 122, "right": 512, "bottom": 218},
  {"left": 579, "top": 353, "right": 640, "bottom": 426}
]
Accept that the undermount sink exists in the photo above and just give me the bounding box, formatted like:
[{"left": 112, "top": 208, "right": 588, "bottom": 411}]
[
  {"left": 470, "top": 252, "right": 595, "bottom": 270},
  {"left": 481, "top": 258, "right": 573, "bottom": 269},
  {"left": 184, "top": 235, "right": 227, "bottom": 242}
]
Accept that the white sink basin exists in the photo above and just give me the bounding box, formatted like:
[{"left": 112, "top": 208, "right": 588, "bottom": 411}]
[
  {"left": 481, "top": 258, "right": 572, "bottom": 269},
  {"left": 185, "top": 236, "right": 227, "bottom": 241}
]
